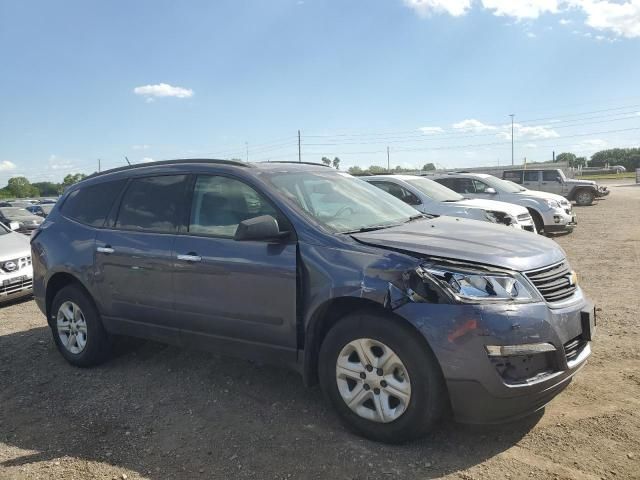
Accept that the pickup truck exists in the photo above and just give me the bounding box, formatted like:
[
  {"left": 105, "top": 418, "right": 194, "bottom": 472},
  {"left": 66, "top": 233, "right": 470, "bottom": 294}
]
[{"left": 502, "top": 168, "right": 609, "bottom": 206}]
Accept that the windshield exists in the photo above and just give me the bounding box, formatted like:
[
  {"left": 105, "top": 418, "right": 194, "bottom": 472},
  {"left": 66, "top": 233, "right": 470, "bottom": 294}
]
[
  {"left": 0, "top": 207, "right": 29, "bottom": 217},
  {"left": 480, "top": 176, "right": 526, "bottom": 194},
  {"left": 404, "top": 177, "right": 464, "bottom": 202},
  {"left": 503, "top": 180, "right": 527, "bottom": 192},
  {"left": 263, "top": 170, "right": 420, "bottom": 233}
]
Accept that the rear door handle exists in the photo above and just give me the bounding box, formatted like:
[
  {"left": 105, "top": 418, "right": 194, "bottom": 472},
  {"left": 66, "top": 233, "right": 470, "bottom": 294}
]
[
  {"left": 177, "top": 254, "right": 202, "bottom": 262},
  {"left": 96, "top": 246, "right": 114, "bottom": 254}
]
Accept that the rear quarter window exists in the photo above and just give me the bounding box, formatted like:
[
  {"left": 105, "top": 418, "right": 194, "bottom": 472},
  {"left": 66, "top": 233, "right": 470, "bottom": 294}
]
[
  {"left": 503, "top": 171, "right": 523, "bottom": 183},
  {"left": 61, "top": 179, "right": 127, "bottom": 227}
]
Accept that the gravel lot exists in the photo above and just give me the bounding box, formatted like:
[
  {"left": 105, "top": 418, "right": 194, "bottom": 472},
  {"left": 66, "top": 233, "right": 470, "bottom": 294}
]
[{"left": 1, "top": 181, "right": 639, "bottom": 480}]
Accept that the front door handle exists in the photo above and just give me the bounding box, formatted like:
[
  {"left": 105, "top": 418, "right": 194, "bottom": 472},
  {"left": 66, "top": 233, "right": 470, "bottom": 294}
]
[
  {"left": 177, "top": 254, "right": 202, "bottom": 262},
  {"left": 96, "top": 246, "right": 115, "bottom": 254}
]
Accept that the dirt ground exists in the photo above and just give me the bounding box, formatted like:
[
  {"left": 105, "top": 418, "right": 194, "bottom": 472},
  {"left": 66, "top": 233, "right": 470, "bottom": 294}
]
[{"left": 1, "top": 181, "right": 639, "bottom": 480}]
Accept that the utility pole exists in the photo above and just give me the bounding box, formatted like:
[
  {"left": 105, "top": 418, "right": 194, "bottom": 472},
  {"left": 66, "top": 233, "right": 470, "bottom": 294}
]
[
  {"left": 298, "top": 130, "right": 301, "bottom": 163},
  {"left": 509, "top": 114, "right": 515, "bottom": 166},
  {"left": 387, "top": 146, "right": 390, "bottom": 172},
  {"left": 245, "top": 142, "right": 249, "bottom": 162},
  {"left": 98, "top": 158, "right": 101, "bottom": 172}
]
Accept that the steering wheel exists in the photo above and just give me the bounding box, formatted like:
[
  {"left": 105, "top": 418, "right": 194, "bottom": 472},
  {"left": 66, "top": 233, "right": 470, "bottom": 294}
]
[{"left": 333, "top": 206, "right": 355, "bottom": 218}]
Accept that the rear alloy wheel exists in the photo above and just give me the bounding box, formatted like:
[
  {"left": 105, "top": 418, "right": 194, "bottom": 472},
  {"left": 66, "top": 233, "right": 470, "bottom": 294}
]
[
  {"left": 50, "top": 284, "right": 112, "bottom": 367},
  {"left": 319, "top": 311, "right": 447, "bottom": 443},
  {"left": 575, "top": 189, "right": 594, "bottom": 206}
]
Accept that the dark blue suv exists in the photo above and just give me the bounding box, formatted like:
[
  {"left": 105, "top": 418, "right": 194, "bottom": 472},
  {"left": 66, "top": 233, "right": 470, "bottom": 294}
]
[{"left": 31, "top": 160, "right": 595, "bottom": 443}]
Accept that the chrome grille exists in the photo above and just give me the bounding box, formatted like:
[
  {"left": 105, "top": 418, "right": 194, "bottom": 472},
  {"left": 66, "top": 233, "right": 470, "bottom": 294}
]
[
  {"left": 0, "top": 278, "right": 33, "bottom": 296},
  {"left": 0, "top": 256, "right": 31, "bottom": 273},
  {"left": 525, "top": 261, "right": 577, "bottom": 303}
]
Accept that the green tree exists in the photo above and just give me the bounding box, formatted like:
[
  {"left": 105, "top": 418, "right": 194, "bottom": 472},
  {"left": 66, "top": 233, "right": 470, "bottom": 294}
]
[
  {"left": 321, "top": 157, "right": 332, "bottom": 166},
  {"left": 347, "top": 166, "right": 364, "bottom": 175},
  {"left": 573, "top": 157, "right": 587, "bottom": 168},
  {"left": 590, "top": 148, "right": 640, "bottom": 171},
  {"left": 6, "top": 176, "right": 39, "bottom": 198},
  {"left": 422, "top": 163, "right": 436, "bottom": 171},
  {"left": 555, "top": 152, "right": 576, "bottom": 165},
  {"left": 62, "top": 173, "right": 87, "bottom": 189},
  {"left": 367, "top": 165, "right": 387, "bottom": 174},
  {"left": 32, "top": 181, "right": 62, "bottom": 196},
  {"left": 332, "top": 157, "right": 341, "bottom": 170}
]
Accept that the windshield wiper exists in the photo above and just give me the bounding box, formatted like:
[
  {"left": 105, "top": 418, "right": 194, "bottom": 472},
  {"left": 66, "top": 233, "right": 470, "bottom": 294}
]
[{"left": 342, "top": 223, "right": 401, "bottom": 234}]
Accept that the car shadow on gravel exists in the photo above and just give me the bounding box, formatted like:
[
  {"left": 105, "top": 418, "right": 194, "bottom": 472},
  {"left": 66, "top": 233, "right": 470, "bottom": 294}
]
[{"left": 0, "top": 326, "right": 542, "bottom": 479}]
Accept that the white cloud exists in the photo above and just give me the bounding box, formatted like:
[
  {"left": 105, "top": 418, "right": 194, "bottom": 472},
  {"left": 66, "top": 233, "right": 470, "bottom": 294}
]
[
  {"left": 402, "top": 0, "right": 472, "bottom": 17},
  {"left": 481, "top": 0, "right": 560, "bottom": 19},
  {"left": 496, "top": 123, "right": 559, "bottom": 140},
  {"left": 573, "top": 138, "right": 608, "bottom": 152},
  {"left": 452, "top": 119, "right": 497, "bottom": 132},
  {"left": 419, "top": 126, "right": 445, "bottom": 134},
  {"left": 524, "top": 143, "right": 538, "bottom": 148},
  {"left": 48, "top": 154, "right": 74, "bottom": 171},
  {"left": 133, "top": 83, "right": 194, "bottom": 99},
  {"left": 527, "top": 31, "right": 537, "bottom": 37},
  {"left": 572, "top": 0, "right": 640, "bottom": 38},
  {"left": 0, "top": 160, "right": 16, "bottom": 171},
  {"left": 142, "top": 157, "right": 156, "bottom": 163},
  {"left": 559, "top": 17, "right": 572, "bottom": 24},
  {"left": 132, "top": 144, "right": 151, "bottom": 150}
]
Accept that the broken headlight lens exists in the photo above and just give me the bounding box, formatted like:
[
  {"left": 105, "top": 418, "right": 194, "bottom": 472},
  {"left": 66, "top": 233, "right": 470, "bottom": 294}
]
[{"left": 420, "top": 265, "right": 540, "bottom": 303}]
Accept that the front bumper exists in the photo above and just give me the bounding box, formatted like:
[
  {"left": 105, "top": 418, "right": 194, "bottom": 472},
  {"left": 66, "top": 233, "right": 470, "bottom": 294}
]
[
  {"left": 596, "top": 187, "right": 610, "bottom": 198},
  {"left": 395, "top": 295, "right": 594, "bottom": 423},
  {"left": 542, "top": 208, "right": 577, "bottom": 233},
  {"left": 0, "top": 267, "right": 34, "bottom": 304}
]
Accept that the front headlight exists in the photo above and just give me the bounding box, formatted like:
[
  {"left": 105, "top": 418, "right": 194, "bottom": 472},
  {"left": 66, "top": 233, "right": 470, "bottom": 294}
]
[
  {"left": 545, "top": 199, "right": 560, "bottom": 209},
  {"left": 419, "top": 264, "right": 540, "bottom": 304},
  {"left": 484, "top": 210, "right": 514, "bottom": 226}
]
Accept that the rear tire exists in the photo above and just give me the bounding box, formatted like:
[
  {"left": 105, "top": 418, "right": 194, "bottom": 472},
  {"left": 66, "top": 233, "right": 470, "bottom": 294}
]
[
  {"left": 318, "top": 311, "right": 447, "bottom": 443},
  {"left": 50, "top": 284, "right": 112, "bottom": 367},
  {"left": 574, "top": 189, "right": 594, "bottom": 206}
]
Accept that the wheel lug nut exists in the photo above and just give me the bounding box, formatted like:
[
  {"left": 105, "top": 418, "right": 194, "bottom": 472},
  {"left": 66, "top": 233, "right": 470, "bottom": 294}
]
[
  {"left": 373, "top": 388, "right": 380, "bottom": 395},
  {"left": 363, "top": 384, "right": 370, "bottom": 391},
  {"left": 380, "top": 380, "right": 387, "bottom": 387},
  {"left": 365, "top": 365, "right": 373, "bottom": 372},
  {"left": 376, "top": 368, "right": 383, "bottom": 376},
  {"left": 359, "top": 372, "right": 366, "bottom": 379}
]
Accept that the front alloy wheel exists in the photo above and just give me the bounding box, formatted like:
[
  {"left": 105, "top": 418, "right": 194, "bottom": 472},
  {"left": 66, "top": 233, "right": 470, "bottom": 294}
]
[{"left": 336, "top": 338, "right": 411, "bottom": 423}]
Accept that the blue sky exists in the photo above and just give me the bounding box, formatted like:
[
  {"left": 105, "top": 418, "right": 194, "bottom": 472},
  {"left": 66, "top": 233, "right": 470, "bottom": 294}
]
[{"left": 1, "top": 0, "right": 639, "bottom": 184}]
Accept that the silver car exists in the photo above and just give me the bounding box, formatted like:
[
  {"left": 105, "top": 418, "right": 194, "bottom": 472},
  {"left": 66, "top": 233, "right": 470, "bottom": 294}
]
[
  {"left": 0, "top": 222, "right": 33, "bottom": 304},
  {"left": 432, "top": 173, "right": 577, "bottom": 234},
  {"left": 362, "top": 175, "right": 536, "bottom": 232}
]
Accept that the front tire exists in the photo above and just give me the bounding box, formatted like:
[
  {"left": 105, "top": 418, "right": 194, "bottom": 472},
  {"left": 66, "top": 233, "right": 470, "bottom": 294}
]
[
  {"left": 50, "top": 284, "right": 112, "bottom": 367},
  {"left": 574, "top": 189, "right": 594, "bottom": 206},
  {"left": 318, "top": 311, "right": 447, "bottom": 443}
]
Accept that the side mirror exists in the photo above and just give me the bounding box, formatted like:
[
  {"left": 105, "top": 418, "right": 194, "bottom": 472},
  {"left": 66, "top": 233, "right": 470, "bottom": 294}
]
[
  {"left": 556, "top": 176, "right": 562, "bottom": 183},
  {"left": 234, "top": 215, "right": 285, "bottom": 241},
  {"left": 8, "top": 222, "right": 19, "bottom": 231},
  {"left": 485, "top": 187, "right": 497, "bottom": 194}
]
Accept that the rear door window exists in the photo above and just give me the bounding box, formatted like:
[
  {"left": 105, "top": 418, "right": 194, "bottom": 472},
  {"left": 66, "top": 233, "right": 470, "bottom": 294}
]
[
  {"left": 503, "top": 171, "right": 523, "bottom": 183},
  {"left": 62, "top": 179, "right": 127, "bottom": 227},
  {"left": 523, "top": 171, "right": 539, "bottom": 182},
  {"left": 115, "top": 175, "right": 188, "bottom": 233}
]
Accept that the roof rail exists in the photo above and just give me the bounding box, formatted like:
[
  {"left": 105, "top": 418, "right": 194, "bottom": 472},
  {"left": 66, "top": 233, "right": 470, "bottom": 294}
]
[
  {"left": 261, "top": 161, "right": 331, "bottom": 168},
  {"left": 85, "top": 158, "right": 250, "bottom": 180}
]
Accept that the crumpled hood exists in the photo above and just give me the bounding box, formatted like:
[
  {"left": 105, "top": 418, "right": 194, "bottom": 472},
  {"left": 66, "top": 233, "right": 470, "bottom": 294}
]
[
  {"left": 0, "top": 232, "right": 31, "bottom": 261},
  {"left": 515, "top": 189, "right": 569, "bottom": 204},
  {"left": 453, "top": 198, "right": 528, "bottom": 216},
  {"left": 352, "top": 216, "right": 565, "bottom": 272}
]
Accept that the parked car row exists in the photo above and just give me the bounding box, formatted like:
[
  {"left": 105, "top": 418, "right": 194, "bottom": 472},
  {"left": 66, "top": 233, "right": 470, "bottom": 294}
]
[{"left": 28, "top": 159, "right": 596, "bottom": 444}]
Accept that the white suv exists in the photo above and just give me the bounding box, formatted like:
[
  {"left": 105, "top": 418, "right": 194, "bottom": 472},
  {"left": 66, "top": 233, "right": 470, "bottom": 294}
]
[{"left": 431, "top": 173, "right": 576, "bottom": 234}]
